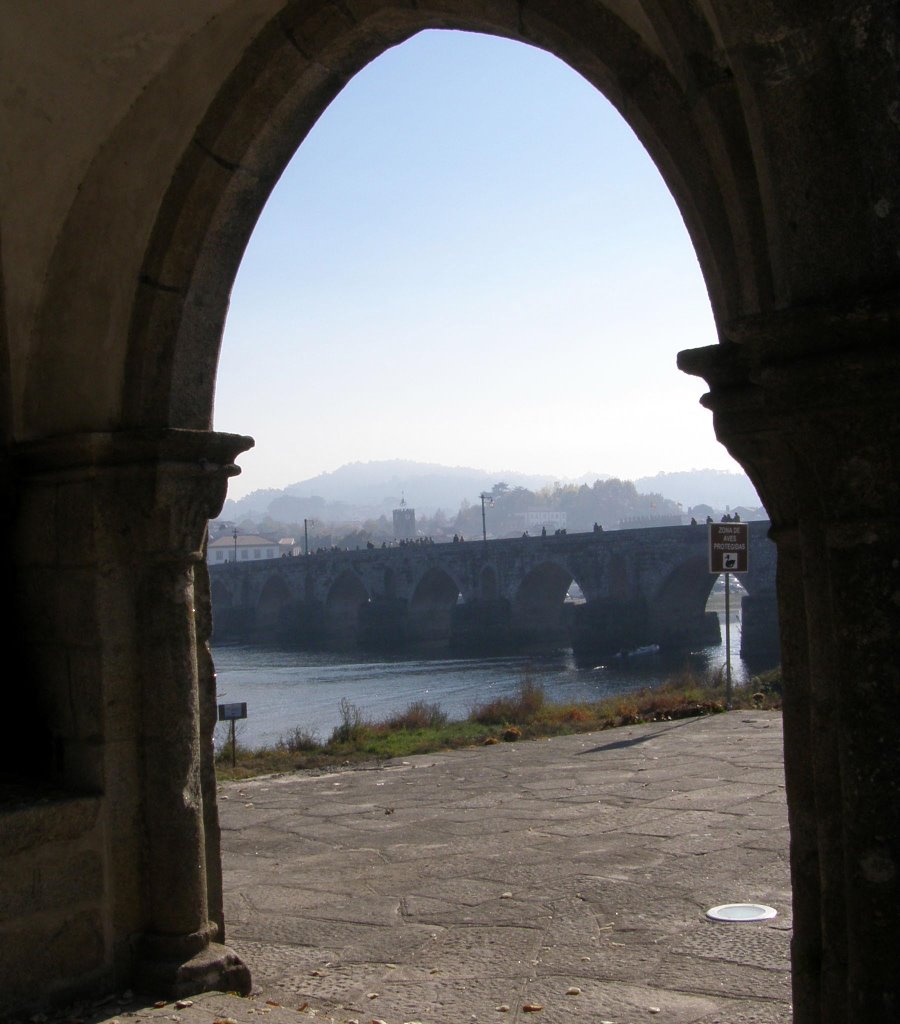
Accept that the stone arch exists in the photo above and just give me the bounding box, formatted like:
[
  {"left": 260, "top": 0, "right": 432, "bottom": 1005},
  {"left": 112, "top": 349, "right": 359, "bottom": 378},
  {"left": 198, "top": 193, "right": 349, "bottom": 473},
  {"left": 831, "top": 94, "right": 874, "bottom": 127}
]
[
  {"left": 479, "top": 564, "right": 498, "bottom": 601},
  {"left": 408, "top": 566, "right": 462, "bottom": 643},
  {"left": 209, "top": 575, "right": 237, "bottom": 640},
  {"left": 511, "top": 560, "right": 576, "bottom": 645},
  {"left": 324, "top": 569, "right": 370, "bottom": 642},
  {"left": 650, "top": 554, "right": 721, "bottom": 652},
  {"left": 210, "top": 577, "right": 235, "bottom": 611},
  {"left": 113, "top": 3, "right": 780, "bottom": 437},
  {"left": 608, "top": 554, "right": 629, "bottom": 600},
  {"left": 256, "top": 572, "right": 292, "bottom": 636}
]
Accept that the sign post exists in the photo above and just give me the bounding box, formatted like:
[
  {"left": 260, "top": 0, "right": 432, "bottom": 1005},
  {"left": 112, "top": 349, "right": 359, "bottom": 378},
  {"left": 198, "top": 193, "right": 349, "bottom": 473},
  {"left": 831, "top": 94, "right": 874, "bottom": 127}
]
[
  {"left": 708, "top": 523, "right": 749, "bottom": 708},
  {"left": 218, "top": 702, "right": 248, "bottom": 768}
]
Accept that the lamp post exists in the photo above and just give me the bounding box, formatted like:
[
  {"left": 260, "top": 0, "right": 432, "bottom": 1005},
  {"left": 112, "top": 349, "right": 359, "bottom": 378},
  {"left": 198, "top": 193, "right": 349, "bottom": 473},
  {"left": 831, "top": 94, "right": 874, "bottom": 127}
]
[
  {"left": 479, "top": 493, "right": 494, "bottom": 543},
  {"left": 232, "top": 527, "right": 237, "bottom": 564},
  {"left": 304, "top": 518, "right": 317, "bottom": 556}
]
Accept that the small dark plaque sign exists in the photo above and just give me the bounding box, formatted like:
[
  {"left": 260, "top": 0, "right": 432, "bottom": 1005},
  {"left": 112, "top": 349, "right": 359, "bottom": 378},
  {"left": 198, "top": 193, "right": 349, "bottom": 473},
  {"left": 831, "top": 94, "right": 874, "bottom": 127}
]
[
  {"left": 708, "top": 522, "right": 749, "bottom": 573},
  {"left": 218, "top": 702, "right": 248, "bottom": 721}
]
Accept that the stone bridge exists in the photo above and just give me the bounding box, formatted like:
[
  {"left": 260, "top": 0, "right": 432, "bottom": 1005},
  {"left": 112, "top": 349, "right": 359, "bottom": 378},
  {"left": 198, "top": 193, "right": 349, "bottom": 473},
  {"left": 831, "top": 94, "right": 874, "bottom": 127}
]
[{"left": 210, "top": 521, "right": 778, "bottom": 660}]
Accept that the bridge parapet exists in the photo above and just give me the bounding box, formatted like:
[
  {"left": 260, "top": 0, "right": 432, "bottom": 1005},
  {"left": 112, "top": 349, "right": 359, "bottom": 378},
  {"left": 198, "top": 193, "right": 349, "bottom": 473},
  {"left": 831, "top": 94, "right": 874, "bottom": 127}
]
[{"left": 209, "top": 522, "right": 778, "bottom": 659}]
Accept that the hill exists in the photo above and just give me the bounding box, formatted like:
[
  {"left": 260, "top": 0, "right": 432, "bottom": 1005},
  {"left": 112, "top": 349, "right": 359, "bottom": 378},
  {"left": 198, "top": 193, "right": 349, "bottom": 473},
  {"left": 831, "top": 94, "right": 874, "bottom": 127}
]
[
  {"left": 222, "top": 460, "right": 562, "bottom": 520},
  {"left": 219, "top": 461, "right": 761, "bottom": 524},
  {"left": 633, "top": 469, "right": 761, "bottom": 511}
]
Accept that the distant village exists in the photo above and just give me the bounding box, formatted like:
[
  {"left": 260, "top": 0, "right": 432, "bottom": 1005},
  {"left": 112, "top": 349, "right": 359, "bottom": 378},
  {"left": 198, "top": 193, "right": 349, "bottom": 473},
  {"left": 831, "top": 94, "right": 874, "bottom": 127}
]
[{"left": 209, "top": 477, "right": 766, "bottom": 565}]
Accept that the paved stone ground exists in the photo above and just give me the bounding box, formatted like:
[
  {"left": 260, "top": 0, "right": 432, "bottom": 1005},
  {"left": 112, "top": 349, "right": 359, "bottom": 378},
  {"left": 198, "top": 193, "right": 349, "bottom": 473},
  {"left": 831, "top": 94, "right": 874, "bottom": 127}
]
[{"left": 50, "top": 711, "right": 794, "bottom": 1024}]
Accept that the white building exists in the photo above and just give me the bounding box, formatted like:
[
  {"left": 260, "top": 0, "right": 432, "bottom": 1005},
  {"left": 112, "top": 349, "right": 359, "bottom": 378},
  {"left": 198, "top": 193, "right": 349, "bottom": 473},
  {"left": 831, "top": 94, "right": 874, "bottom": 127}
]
[
  {"left": 522, "top": 508, "right": 567, "bottom": 532},
  {"left": 207, "top": 533, "right": 279, "bottom": 565}
]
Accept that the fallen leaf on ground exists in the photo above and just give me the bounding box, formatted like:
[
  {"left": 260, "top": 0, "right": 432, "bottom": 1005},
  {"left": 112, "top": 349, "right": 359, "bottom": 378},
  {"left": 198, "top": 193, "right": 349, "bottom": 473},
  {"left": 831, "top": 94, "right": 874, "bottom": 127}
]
[
  {"left": 522, "top": 1004, "right": 543, "bottom": 1012},
  {"left": 566, "top": 987, "right": 582, "bottom": 995}
]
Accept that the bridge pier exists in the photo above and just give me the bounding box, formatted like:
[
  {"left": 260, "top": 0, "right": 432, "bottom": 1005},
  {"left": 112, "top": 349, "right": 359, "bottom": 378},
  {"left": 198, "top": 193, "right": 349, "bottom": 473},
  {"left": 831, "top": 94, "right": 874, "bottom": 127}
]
[
  {"left": 738, "top": 593, "right": 780, "bottom": 666},
  {"left": 650, "top": 608, "right": 722, "bottom": 652},
  {"left": 571, "top": 598, "right": 651, "bottom": 658},
  {"left": 509, "top": 601, "right": 570, "bottom": 648},
  {"left": 359, "top": 597, "right": 409, "bottom": 648},
  {"left": 450, "top": 598, "right": 512, "bottom": 651}
]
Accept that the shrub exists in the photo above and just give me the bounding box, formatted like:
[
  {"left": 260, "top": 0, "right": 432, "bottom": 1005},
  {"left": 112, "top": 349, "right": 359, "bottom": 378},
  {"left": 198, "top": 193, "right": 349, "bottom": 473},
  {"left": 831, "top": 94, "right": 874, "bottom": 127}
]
[
  {"left": 470, "top": 676, "right": 546, "bottom": 726},
  {"left": 750, "top": 667, "right": 782, "bottom": 697},
  {"left": 277, "top": 726, "right": 322, "bottom": 753},
  {"left": 328, "top": 698, "right": 368, "bottom": 745},
  {"left": 387, "top": 700, "right": 449, "bottom": 731}
]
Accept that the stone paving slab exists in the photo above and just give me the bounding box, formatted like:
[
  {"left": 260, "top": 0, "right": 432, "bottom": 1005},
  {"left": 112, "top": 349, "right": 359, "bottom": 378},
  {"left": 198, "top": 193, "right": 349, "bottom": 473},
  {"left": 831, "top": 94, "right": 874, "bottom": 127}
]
[{"left": 37, "top": 711, "right": 792, "bottom": 1024}]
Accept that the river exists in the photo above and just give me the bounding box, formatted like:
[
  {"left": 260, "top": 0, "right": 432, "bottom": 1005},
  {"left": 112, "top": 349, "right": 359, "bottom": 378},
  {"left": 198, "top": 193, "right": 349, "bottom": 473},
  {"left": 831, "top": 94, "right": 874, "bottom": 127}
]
[{"left": 212, "top": 609, "right": 768, "bottom": 750}]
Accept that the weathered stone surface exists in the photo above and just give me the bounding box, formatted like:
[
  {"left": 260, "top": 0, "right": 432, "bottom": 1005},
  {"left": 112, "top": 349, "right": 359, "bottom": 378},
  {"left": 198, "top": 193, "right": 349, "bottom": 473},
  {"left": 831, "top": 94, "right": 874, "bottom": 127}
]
[
  {"left": 0, "top": 796, "right": 101, "bottom": 858},
  {"left": 0, "top": 909, "right": 106, "bottom": 1012},
  {"left": 0, "top": 847, "right": 103, "bottom": 922},
  {"left": 51, "top": 713, "right": 791, "bottom": 1024}
]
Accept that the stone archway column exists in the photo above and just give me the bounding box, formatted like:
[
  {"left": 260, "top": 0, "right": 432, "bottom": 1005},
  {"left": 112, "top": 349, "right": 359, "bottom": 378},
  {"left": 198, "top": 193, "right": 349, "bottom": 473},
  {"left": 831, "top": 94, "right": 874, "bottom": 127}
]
[
  {"left": 679, "top": 302, "right": 900, "bottom": 1024},
  {"left": 14, "top": 428, "right": 253, "bottom": 998}
]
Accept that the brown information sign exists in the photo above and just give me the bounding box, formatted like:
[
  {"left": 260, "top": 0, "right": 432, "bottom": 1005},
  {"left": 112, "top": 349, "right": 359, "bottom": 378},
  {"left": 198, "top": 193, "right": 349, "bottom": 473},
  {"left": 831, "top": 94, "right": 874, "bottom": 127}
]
[
  {"left": 708, "top": 522, "right": 749, "bottom": 573},
  {"left": 218, "top": 702, "right": 247, "bottom": 721}
]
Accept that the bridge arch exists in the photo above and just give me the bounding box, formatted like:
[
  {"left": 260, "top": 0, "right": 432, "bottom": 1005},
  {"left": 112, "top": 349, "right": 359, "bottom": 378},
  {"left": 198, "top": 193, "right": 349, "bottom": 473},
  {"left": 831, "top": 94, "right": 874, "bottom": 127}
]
[
  {"left": 256, "top": 572, "right": 293, "bottom": 637},
  {"left": 511, "top": 560, "right": 578, "bottom": 645},
  {"left": 210, "top": 576, "right": 234, "bottom": 612},
  {"left": 479, "top": 565, "right": 498, "bottom": 601},
  {"left": 210, "top": 576, "right": 237, "bottom": 640},
  {"left": 324, "top": 570, "right": 370, "bottom": 643},
  {"left": 408, "top": 566, "right": 462, "bottom": 644},
  {"left": 650, "top": 554, "right": 721, "bottom": 652}
]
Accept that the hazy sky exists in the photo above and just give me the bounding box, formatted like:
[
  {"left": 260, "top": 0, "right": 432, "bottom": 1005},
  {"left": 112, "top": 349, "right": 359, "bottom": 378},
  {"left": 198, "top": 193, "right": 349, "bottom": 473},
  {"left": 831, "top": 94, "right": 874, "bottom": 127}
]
[{"left": 215, "top": 30, "right": 741, "bottom": 500}]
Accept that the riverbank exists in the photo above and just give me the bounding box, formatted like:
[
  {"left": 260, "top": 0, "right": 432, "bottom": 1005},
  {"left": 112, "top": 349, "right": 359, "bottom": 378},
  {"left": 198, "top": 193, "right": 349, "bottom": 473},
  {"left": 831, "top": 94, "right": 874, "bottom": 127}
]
[{"left": 215, "top": 666, "right": 781, "bottom": 780}]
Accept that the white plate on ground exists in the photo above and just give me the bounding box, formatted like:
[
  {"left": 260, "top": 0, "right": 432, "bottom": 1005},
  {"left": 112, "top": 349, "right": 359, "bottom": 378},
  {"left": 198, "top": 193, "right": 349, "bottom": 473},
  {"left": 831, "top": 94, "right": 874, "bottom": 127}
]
[{"left": 706, "top": 903, "right": 777, "bottom": 922}]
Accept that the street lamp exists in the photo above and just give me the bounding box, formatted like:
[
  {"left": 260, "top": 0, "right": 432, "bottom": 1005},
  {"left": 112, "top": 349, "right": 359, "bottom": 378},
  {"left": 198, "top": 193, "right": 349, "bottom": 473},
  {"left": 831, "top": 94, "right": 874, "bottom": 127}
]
[
  {"left": 304, "top": 518, "right": 317, "bottom": 556},
  {"left": 232, "top": 527, "right": 238, "bottom": 564},
  {"left": 479, "top": 493, "right": 494, "bottom": 543}
]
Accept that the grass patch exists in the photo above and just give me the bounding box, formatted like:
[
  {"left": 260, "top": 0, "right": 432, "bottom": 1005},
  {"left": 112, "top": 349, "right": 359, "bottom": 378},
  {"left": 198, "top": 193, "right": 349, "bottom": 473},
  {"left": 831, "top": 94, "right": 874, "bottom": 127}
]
[{"left": 215, "top": 665, "right": 782, "bottom": 780}]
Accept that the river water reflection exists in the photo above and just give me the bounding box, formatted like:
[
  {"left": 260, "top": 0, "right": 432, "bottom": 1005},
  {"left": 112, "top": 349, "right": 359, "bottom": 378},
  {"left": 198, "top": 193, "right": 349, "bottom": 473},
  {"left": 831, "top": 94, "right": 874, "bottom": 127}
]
[{"left": 212, "top": 611, "right": 771, "bottom": 750}]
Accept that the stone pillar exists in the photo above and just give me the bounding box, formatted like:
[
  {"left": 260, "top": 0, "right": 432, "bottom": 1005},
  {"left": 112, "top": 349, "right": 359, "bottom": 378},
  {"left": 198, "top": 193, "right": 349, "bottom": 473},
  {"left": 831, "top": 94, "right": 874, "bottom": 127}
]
[
  {"left": 14, "top": 429, "right": 253, "bottom": 999},
  {"left": 570, "top": 597, "right": 651, "bottom": 658},
  {"left": 450, "top": 597, "right": 511, "bottom": 651},
  {"left": 679, "top": 302, "right": 900, "bottom": 1024},
  {"left": 738, "top": 591, "right": 780, "bottom": 664},
  {"left": 359, "top": 596, "right": 409, "bottom": 648}
]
